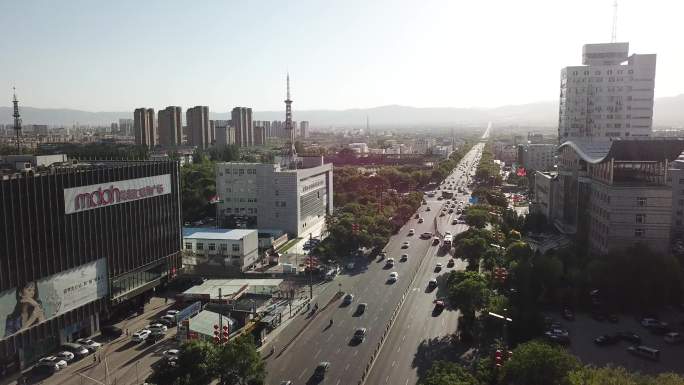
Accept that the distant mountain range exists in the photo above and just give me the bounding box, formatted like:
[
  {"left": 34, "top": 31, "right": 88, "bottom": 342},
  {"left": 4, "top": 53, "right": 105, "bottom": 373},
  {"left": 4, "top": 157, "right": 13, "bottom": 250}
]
[{"left": 2, "top": 95, "right": 683, "bottom": 128}]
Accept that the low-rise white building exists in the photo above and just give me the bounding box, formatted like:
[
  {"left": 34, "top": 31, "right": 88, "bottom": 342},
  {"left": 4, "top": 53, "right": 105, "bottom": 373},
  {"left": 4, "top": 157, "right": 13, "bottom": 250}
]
[{"left": 182, "top": 228, "right": 259, "bottom": 272}]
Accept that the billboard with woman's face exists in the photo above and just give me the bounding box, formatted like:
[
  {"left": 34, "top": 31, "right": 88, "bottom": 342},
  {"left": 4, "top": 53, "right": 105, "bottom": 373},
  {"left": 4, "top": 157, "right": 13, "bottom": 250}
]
[{"left": 0, "top": 258, "right": 108, "bottom": 339}]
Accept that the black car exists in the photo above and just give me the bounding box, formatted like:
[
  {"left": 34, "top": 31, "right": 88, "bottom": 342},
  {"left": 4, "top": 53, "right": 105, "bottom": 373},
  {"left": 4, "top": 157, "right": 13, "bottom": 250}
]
[
  {"left": 562, "top": 308, "right": 575, "bottom": 321},
  {"left": 616, "top": 331, "right": 641, "bottom": 344},
  {"left": 594, "top": 334, "right": 619, "bottom": 346},
  {"left": 314, "top": 362, "right": 330, "bottom": 379}
]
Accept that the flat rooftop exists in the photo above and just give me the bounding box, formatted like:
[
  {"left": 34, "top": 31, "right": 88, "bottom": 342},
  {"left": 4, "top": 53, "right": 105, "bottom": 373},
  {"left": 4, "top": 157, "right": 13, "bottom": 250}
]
[
  {"left": 183, "top": 227, "right": 256, "bottom": 240},
  {"left": 182, "top": 278, "right": 283, "bottom": 298}
]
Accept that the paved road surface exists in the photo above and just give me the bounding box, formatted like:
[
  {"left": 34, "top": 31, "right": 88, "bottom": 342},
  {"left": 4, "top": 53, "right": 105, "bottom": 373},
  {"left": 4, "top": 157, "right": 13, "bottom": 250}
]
[{"left": 364, "top": 144, "right": 483, "bottom": 385}]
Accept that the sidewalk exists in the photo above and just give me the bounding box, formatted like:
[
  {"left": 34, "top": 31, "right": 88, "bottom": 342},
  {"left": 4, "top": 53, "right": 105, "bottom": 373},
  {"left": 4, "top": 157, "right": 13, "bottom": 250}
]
[{"left": 259, "top": 279, "right": 341, "bottom": 358}]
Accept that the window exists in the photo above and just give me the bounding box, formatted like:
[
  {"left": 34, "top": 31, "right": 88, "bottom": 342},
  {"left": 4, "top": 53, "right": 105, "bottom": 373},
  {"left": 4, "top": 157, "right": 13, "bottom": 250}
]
[
  {"left": 635, "top": 214, "right": 646, "bottom": 224},
  {"left": 679, "top": 178, "right": 684, "bottom": 185},
  {"left": 197, "top": 243, "right": 204, "bottom": 250},
  {"left": 636, "top": 197, "right": 647, "bottom": 207},
  {"left": 185, "top": 243, "right": 192, "bottom": 250},
  {"left": 635, "top": 229, "right": 644, "bottom": 237},
  {"left": 239, "top": 169, "right": 245, "bottom": 175},
  {"left": 232, "top": 244, "right": 240, "bottom": 252},
  {"left": 209, "top": 243, "right": 216, "bottom": 251},
  {"left": 220, "top": 244, "right": 228, "bottom": 251},
  {"left": 275, "top": 190, "right": 279, "bottom": 196}
]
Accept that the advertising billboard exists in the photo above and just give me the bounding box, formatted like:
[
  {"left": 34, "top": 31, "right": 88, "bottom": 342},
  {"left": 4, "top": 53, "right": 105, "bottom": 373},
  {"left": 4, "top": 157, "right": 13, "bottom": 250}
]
[
  {"left": 64, "top": 174, "right": 171, "bottom": 214},
  {"left": 0, "top": 258, "right": 108, "bottom": 339}
]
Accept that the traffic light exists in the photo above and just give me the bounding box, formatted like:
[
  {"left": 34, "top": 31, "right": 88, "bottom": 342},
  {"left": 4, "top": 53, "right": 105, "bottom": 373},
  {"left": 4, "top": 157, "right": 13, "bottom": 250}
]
[
  {"left": 351, "top": 223, "right": 360, "bottom": 234},
  {"left": 495, "top": 349, "right": 503, "bottom": 368},
  {"left": 214, "top": 324, "right": 220, "bottom": 344},
  {"left": 494, "top": 267, "right": 508, "bottom": 283}
]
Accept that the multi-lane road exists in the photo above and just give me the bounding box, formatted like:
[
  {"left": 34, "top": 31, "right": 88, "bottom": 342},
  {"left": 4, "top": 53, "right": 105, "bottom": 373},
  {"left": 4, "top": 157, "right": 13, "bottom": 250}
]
[{"left": 266, "top": 143, "right": 484, "bottom": 385}]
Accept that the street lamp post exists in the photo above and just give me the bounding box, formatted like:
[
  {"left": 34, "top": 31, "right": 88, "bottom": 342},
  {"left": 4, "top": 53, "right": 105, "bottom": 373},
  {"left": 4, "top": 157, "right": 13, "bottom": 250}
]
[{"left": 487, "top": 311, "right": 513, "bottom": 347}]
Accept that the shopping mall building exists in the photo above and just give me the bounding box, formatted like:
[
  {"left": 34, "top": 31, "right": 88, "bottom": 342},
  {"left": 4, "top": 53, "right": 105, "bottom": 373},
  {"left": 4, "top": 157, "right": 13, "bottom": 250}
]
[{"left": 0, "top": 155, "right": 182, "bottom": 373}]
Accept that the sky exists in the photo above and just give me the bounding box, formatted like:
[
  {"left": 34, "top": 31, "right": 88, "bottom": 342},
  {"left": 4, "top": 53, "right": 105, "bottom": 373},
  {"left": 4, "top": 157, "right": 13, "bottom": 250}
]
[{"left": 1, "top": 0, "right": 682, "bottom": 112}]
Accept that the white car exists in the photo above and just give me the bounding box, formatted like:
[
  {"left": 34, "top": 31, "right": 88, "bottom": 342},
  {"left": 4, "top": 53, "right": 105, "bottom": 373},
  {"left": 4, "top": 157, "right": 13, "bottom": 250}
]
[
  {"left": 132, "top": 329, "right": 151, "bottom": 342},
  {"left": 444, "top": 231, "right": 452, "bottom": 237},
  {"left": 388, "top": 272, "right": 399, "bottom": 283},
  {"left": 166, "top": 309, "right": 180, "bottom": 317},
  {"left": 408, "top": 229, "right": 415, "bottom": 236},
  {"left": 402, "top": 241, "right": 410, "bottom": 249},
  {"left": 418, "top": 218, "right": 424, "bottom": 223},
  {"left": 76, "top": 338, "right": 102, "bottom": 352},
  {"left": 56, "top": 351, "right": 75, "bottom": 362},
  {"left": 148, "top": 323, "right": 168, "bottom": 333},
  {"left": 386, "top": 258, "right": 395, "bottom": 266},
  {"left": 163, "top": 349, "right": 180, "bottom": 359},
  {"left": 39, "top": 356, "right": 67, "bottom": 370},
  {"left": 435, "top": 263, "right": 443, "bottom": 270},
  {"left": 665, "top": 332, "right": 684, "bottom": 344},
  {"left": 400, "top": 254, "right": 408, "bottom": 261}
]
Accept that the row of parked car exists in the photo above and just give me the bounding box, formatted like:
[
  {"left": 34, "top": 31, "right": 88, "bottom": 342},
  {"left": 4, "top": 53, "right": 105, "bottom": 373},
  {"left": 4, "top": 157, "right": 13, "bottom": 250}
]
[
  {"left": 132, "top": 309, "right": 180, "bottom": 343},
  {"left": 33, "top": 338, "right": 103, "bottom": 375}
]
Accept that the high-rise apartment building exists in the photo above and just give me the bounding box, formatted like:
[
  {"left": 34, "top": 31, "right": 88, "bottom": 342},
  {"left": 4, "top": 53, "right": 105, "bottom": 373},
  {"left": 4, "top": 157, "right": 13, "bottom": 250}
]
[
  {"left": 232, "top": 107, "right": 253, "bottom": 147},
  {"left": 215, "top": 126, "right": 236, "bottom": 147},
  {"left": 134, "top": 108, "right": 157, "bottom": 147},
  {"left": 119, "top": 118, "right": 134, "bottom": 136},
  {"left": 558, "top": 42, "right": 656, "bottom": 142},
  {"left": 187, "top": 106, "right": 210, "bottom": 149},
  {"left": 300, "top": 121, "right": 309, "bottom": 139},
  {"left": 158, "top": 106, "right": 182, "bottom": 147},
  {"left": 254, "top": 126, "right": 266, "bottom": 146}
]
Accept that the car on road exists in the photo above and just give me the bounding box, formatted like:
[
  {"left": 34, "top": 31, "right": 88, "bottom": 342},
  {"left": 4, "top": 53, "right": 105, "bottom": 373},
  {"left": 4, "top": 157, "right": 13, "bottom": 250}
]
[
  {"left": 408, "top": 228, "right": 415, "bottom": 236},
  {"left": 426, "top": 206, "right": 431, "bottom": 211},
  {"left": 147, "top": 331, "right": 165, "bottom": 344},
  {"left": 314, "top": 362, "right": 330, "bottom": 380},
  {"left": 448, "top": 209, "right": 454, "bottom": 213},
  {"left": 39, "top": 356, "right": 67, "bottom": 370},
  {"left": 280, "top": 382, "right": 292, "bottom": 385},
  {"left": 418, "top": 218, "right": 424, "bottom": 223},
  {"left": 33, "top": 362, "right": 58, "bottom": 376},
  {"left": 400, "top": 254, "right": 408, "bottom": 261},
  {"left": 132, "top": 329, "right": 151, "bottom": 342},
  {"left": 161, "top": 314, "right": 177, "bottom": 325},
  {"left": 451, "top": 219, "right": 458, "bottom": 225},
  {"left": 433, "top": 300, "right": 445, "bottom": 312},
  {"left": 166, "top": 309, "right": 180, "bottom": 317},
  {"left": 76, "top": 338, "right": 102, "bottom": 352},
  {"left": 163, "top": 349, "right": 180, "bottom": 359},
  {"left": 353, "top": 328, "right": 367, "bottom": 343},
  {"left": 343, "top": 293, "right": 354, "bottom": 305},
  {"left": 434, "top": 263, "right": 442, "bottom": 272},
  {"left": 428, "top": 278, "right": 437, "bottom": 289},
  {"left": 616, "top": 331, "right": 641, "bottom": 344},
  {"left": 447, "top": 258, "right": 455, "bottom": 267},
  {"left": 356, "top": 303, "right": 367, "bottom": 315},
  {"left": 641, "top": 318, "right": 666, "bottom": 328},
  {"left": 388, "top": 272, "right": 399, "bottom": 283},
  {"left": 433, "top": 237, "right": 440, "bottom": 245},
  {"left": 627, "top": 345, "right": 660, "bottom": 361},
  {"left": 401, "top": 241, "right": 410, "bottom": 249},
  {"left": 148, "top": 323, "right": 168, "bottom": 333},
  {"left": 346, "top": 262, "right": 355, "bottom": 270},
  {"left": 420, "top": 232, "right": 432, "bottom": 239},
  {"left": 60, "top": 343, "right": 90, "bottom": 359},
  {"left": 665, "top": 332, "right": 684, "bottom": 344},
  {"left": 56, "top": 351, "right": 75, "bottom": 363},
  {"left": 545, "top": 329, "right": 570, "bottom": 345},
  {"left": 594, "top": 334, "right": 619, "bottom": 346},
  {"left": 386, "top": 258, "right": 395, "bottom": 267}
]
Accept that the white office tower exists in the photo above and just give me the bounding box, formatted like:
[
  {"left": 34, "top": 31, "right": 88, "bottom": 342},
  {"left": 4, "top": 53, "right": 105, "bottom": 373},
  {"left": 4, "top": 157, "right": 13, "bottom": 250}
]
[{"left": 558, "top": 42, "right": 656, "bottom": 142}]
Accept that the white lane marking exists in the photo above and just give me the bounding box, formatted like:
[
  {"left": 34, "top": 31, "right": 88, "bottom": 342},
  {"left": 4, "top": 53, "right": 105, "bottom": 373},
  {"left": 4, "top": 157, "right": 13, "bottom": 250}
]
[
  {"left": 442, "top": 319, "right": 446, "bottom": 327},
  {"left": 336, "top": 348, "right": 341, "bottom": 354},
  {"left": 314, "top": 348, "right": 321, "bottom": 358},
  {"left": 405, "top": 379, "right": 410, "bottom": 385},
  {"left": 298, "top": 369, "right": 306, "bottom": 379},
  {"left": 386, "top": 376, "right": 390, "bottom": 384},
  {"left": 397, "top": 346, "right": 401, "bottom": 353},
  {"left": 407, "top": 323, "right": 411, "bottom": 329},
  {"left": 353, "top": 350, "right": 358, "bottom": 356},
  {"left": 336, "top": 380, "right": 341, "bottom": 385},
  {"left": 326, "top": 334, "right": 333, "bottom": 342},
  {"left": 345, "top": 363, "right": 350, "bottom": 371},
  {"left": 392, "top": 361, "right": 396, "bottom": 367},
  {"left": 402, "top": 335, "right": 406, "bottom": 342}
]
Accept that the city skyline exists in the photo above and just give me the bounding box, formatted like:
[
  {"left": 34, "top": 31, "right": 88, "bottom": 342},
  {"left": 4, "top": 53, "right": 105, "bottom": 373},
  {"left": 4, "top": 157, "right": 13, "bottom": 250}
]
[{"left": 1, "top": 0, "right": 683, "bottom": 112}]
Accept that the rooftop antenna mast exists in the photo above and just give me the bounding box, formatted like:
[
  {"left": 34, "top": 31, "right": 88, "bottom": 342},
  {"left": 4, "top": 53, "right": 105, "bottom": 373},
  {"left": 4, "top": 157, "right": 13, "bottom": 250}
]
[
  {"left": 283, "top": 73, "right": 298, "bottom": 168},
  {"left": 12, "top": 87, "right": 22, "bottom": 151},
  {"left": 611, "top": 0, "right": 618, "bottom": 43}
]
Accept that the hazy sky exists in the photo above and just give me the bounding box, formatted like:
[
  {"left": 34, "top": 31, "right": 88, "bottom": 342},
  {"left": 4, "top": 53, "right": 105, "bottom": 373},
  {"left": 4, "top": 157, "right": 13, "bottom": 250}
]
[{"left": 1, "top": 0, "right": 682, "bottom": 112}]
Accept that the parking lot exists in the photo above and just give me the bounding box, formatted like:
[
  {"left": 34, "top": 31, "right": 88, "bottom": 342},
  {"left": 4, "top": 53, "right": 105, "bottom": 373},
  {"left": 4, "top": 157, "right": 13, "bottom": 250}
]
[{"left": 549, "top": 311, "right": 684, "bottom": 375}]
